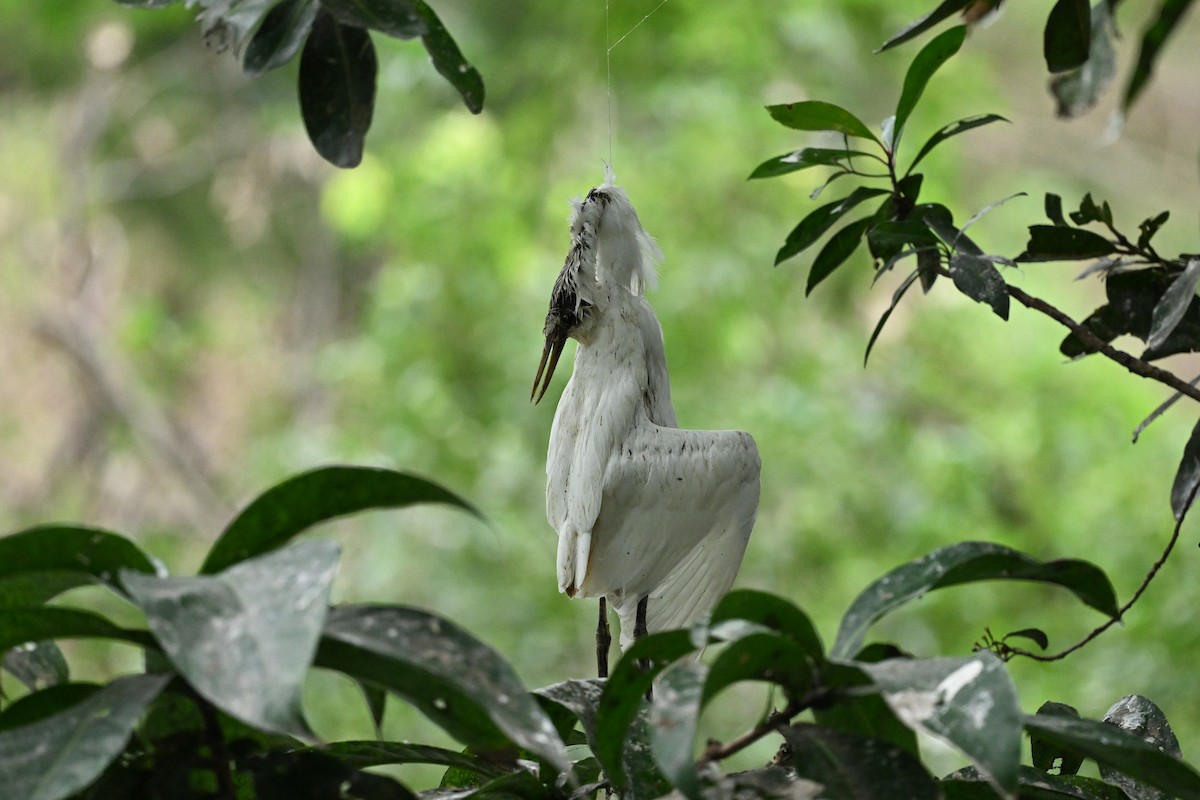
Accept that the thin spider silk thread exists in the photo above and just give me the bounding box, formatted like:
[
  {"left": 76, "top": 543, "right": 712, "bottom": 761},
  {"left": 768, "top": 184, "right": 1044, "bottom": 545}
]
[{"left": 605, "top": 0, "right": 670, "bottom": 172}]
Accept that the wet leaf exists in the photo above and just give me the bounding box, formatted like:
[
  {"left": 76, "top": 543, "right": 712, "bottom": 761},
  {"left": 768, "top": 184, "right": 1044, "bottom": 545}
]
[
  {"left": 202, "top": 465, "right": 481, "bottom": 574},
  {"left": 894, "top": 26, "right": 967, "bottom": 152},
  {"left": 1170, "top": 417, "right": 1200, "bottom": 520},
  {"left": 1023, "top": 712, "right": 1200, "bottom": 799},
  {"left": 416, "top": 2, "right": 484, "bottom": 113},
  {"left": 907, "top": 114, "right": 1009, "bottom": 173},
  {"left": 1123, "top": 0, "right": 1195, "bottom": 111},
  {"left": 807, "top": 217, "right": 874, "bottom": 294},
  {"left": 1147, "top": 258, "right": 1200, "bottom": 350},
  {"left": 781, "top": 723, "right": 940, "bottom": 798},
  {"left": 1100, "top": 695, "right": 1181, "bottom": 800},
  {"left": 879, "top": 0, "right": 973, "bottom": 51},
  {"left": 2, "top": 640, "right": 67, "bottom": 691},
  {"left": 0, "top": 607, "right": 155, "bottom": 654},
  {"left": 1017, "top": 225, "right": 1116, "bottom": 262},
  {"left": 949, "top": 252, "right": 1010, "bottom": 319},
  {"left": 123, "top": 540, "right": 339, "bottom": 740},
  {"left": 749, "top": 148, "right": 878, "bottom": 180},
  {"left": 243, "top": 0, "right": 318, "bottom": 76},
  {"left": 316, "top": 604, "right": 570, "bottom": 775},
  {"left": 775, "top": 187, "right": 889, "bottom": 266},
  {"left": 1051, "top": 0, "right": 1117, "bottom": 117},
  {"left": 0, "top": 673, "right": 169, "bottom": 800},
  {"left": 865, "top": 653, "right": 1020, "bottom": 796},
  {"left": 832, "top": 541, "right": 1118, "bottom": 660},
  {"left": 766, "top": 101, "right": 881, "bottom": 143},
  {"left": 299, "top": 11, "right": 378, "bottom": 168}
]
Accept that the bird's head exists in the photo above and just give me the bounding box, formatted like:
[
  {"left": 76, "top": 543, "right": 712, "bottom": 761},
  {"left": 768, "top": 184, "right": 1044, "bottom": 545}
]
[{"left": 531, "top": 177, "right": 660, "bottom": 404}]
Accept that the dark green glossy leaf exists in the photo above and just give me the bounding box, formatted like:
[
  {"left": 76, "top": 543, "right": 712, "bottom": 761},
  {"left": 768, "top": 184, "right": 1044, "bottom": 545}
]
[
  {"left": 879, "top": 0, "right": 972, "bottom": 51},
  {"left": 202, "top": 465, "right": 481, "bottom": 574},
  {"left": 1051, "top": 0, "right": 1117, "bottom": 117},
  {"left": 749, "top": 148, "right": 878, "bottom": 180},
  {"left": 1004, "top": 627, "right": 1049, "bottom": 651},
  {"left": 1138, "top": 210, "right": 1170, "bottom": 249},
  {"left": 1044, "top": 0, "right": 1091, "bottom": 72},
  {"left": 950, "top": 252, "right": 1010, "bottom": 320},
  {"left": 1017, "top": 225, "right": 1115, "bottom": 262},
  {"left": 1148, "top": 258, "right": 1200, "bottom": 350},
  {"left": 708, "top": 589, "right": 824, "bottom": 658},
  {"left": 907, "top": 114, "right": 1008, "bottom": 173},
  {"left": 865, "top": 654, "right": 1020, "bottom": 795},
  {"left": 0, "top": 526, "right": 158, "bottom": 602},
  {"left": 243, "top": 0, "right": 318, "bottom": 76},
  {"left": 316, "top": 604, "right": 570, "bottom": 774},
  {"left": 0, "top": 607, "right": 155, "bottom": 654},
  {"left": 535, "top": 678, "right": 603, "bottom": 744},
  {"left": 1024, "top": 712, "right": 1200, "bottom": 799},
  {"left": 944, "top": 765, "right": 1130, "bottom": 799},
  {"left": 807, "top": 217, "right": 873, "bottom": 294},
  {"left": 1045, "top": 193, "right": 1068, "bottom": 226},
  {"left": 1060, "top": 270, "right": 1162, "bottom": 357},
  {"left": 359, "top": 680, "right": 388, "bottom": 739},
  {"left": 918, "top": 246, "right": 941, "bottom": 292},
  {"left": 869, "top": 220, "right": 939, "bottom": 266},
  {"left": 815, "top": 662, "right": 919, "bottom": 756},
  {"left": 766, "top": 101, "right": 881, "bottom": 143},
  {"left": 312, "top": 741, "right": 507, "bottom": 777},
  {"left": 865, "top": 270, "right": 921, "bottom": 365},
  {"left": 2, "top": 640, "right": 67, "bottom": 691},
  {"left": 809, "top": 169, "right": 853, "bottom": 201},
  {"left": 649, "top": 661, "right": 706, "bottom": 799},
  {"left": 832, "top": 541, "right": 1118, "bottom": 660},
  {"left": 0, "top": 683, "right": 100, "bottom": 732},
  {"left": 320, "top": 0, "right": 425, "bottom": 38},
  {"left": 1100, "top": 694, "right": 1181, "bottom": 799},
  {"left": 894, "top": 26, "right": 966, "bottom": 151},
  {"left": 595, "top": 630, "right": 695, "bottom": 793},
  {"left": 416, "top": 2, "right": 484, "bottom": 113},
  {"left": 124, "top": 540, "right": 339, "bottom": 740},
  {"left": 299, "top": 11, "right": 378, "bottom": 168},
  {"left": 246, "top": 748, "right": 416, "bottom": 800},
  {"left": 775, "top": 187, "right": 889, "bottom": 266},
  {"left": 1172, "top": 418, "right": 1200, "bottom": 521},
  {"left": 1123, "top": 0, "right": 1195, "bottom": 111},
  {"left": 0, "top": 673, "right": 169, "bottom": 800},
  {"left": 781, "top": 723, "right": 940, "bottom": 799},
  {"left": 705, "top": 632, "right": 817, "bottom": 703},
  {"left": 1031, "top": 702, "right": 1085, "bottom": 775}
]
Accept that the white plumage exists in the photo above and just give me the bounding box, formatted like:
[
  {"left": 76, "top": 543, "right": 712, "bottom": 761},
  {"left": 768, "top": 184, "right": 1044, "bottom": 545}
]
[{"left": 532, "top": 174, "right": 760, "bottom": 651}]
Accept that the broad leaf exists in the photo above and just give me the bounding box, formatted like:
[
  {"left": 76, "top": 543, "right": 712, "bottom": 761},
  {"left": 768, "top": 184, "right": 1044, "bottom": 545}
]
[
  {"left": 315, "top": 604, "right": 570, "bottom": 775},
  {"left": 807, "top": 217, "right": 874, "bottom": 294},
  {"left": 781, "top": 723, "right": 939, "bottom": 799},
  {"left": 1044, "top": 0, "right": 1091, "bottom": 72},
  {"left": 649, "top": 661, "right": 707, "bottom": 799},
  {"left": 246, "top": 748, "right": 416, "bottom": 800},
  {"left": 1023, "top": 712, "right": 1200, "bottom": 799},
  {"left": 320, "top": 0, "right": 425, "bottom": 38},
  {"left": 1031, "top": 701, "right": 1085, "bottom": 776},
  {"left": 708, "top": 589, "right": 824, "bottom": 658},
  {"left": 1051, "top": 0, "right": 1117, "bottom": 117},
  {"left": 417, "top": 2, "right": 484, "bottom": 113},
  {"left": 1123, "top": 0, "right": 1196, "bottom": 111},
  {"left": 704, "top": 631, "right": 818, "bottom": 703},
  {"left": 749, "top": 148, "right": 879, "bottom": 180},
  {"left": 766, "top": 101, "right": 881, "bottom": 143},
  {"left": 202, "top": 465, "right": 481, "bottom": 574},
  {"left": 879, "top": 0, "right": 973, "bottom": 51},
  {"left": 775, "top": 187, "right": 889, "bottom": 266},
  {"left": 0, "top": 683, "right": 101, "bottom": 732},
  {"left": 123, "top": 540, "right": 339, "bottom": 740},
  {"left": 299, "top": 11, "right": 378, "bottom": 168},
  {"left": 0, "top": 526, "right": 158, "bottom": 602},
  {"left": 1017, "top": 225, "right": 1116, "bottom": 262},
  {"left": 949, "top": 252, "right": 1010, "bottom": 320},
  {"left": 894, "top": 26, "right": 967, "bottom": 151},
  {"left": 317, "top": 741, "right": 506, "bottom": 777},
  {"left": 944, "top": 765, "right": 1131, "bottom": 799},
  {"left": 1171, "top": 418, "right": 1200, "bottom": 520},
  {"left": 1100, "top": 694, "right": 1181, "bottom": 800},
  {"left": 2, "top": 640, "right": 67, "bottom": 691},
  {"left": 815, "top": 662, "right": 919, "bottom": 756},
  {"left": 1147, "top": 258, "right": 1200, "bottom": 350},
  {"left": 865, "top": 654, "right": 1020, "bottom": 796},
  {"left": 868, "top": 220, "right": 939, "bottom": 266},
  {"left": 907, "top": 114, "right": 1008, "bottom": 173},
  {"left": 0, "top": 673, "right": 169, "bottom": 800},
  {"left": 832, "top": 541, "right": 1118, "bottom": 660},
  {"left": 535, "top": 678, "right": 603, "bottom": 746},
  {"left": 243, "top": 0, "right": 318, "bottom": 76},
  {"left": 0, "top": 607, "right": 155, "bottom": 654}
]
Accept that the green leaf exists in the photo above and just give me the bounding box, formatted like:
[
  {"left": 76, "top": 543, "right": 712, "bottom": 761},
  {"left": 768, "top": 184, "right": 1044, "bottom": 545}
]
[
  {"left": 316, "top": 741, "right": 507, "bottom": 777},
  {"left": 1045, "top": 193, "right": 1068, "bottom": 226},
  {"left": 775, "top": 187, "right": 889, "bottom": 266},
  {"left": 1100, "top": 695, "right": 1182, "bottom": 799},
  {"left": 315, "top": 604, "right": 570, "bottom": 775},
  {"left": 299, "top": 10, "right": 378, "bottom": 168},
  {"left": 649, "top": 661, "right": 706, "bottom": 800},
  {"left": 893, "top": 26, "right": 966, "bottom": 152},
  {"left": 815, "top": 662, "right": 919, "bottom": 756},
  {"left": 0, "top": 683, "right": 100, "bottom": 732},
  {"left": 1044, "top": 0, "right": 1091, "bottom": 72},
  {"left": 1023, "top": 712, "right": 1200, "bottom": 799},
  {"left": 202, "top": 465, "right": 481, "bottom": 574},
  {"left": 0, "top": 526, "right": 158, "bottom": 602},
  {"left": 1003, "top": 627, "right": 1049, "bottom": 651},
  {"left": 2, "top": 640, "right": 67, "bottom": 691},
  {"left": 878, "top": 0, "right": 973, "bottom": 52},
  {"left": 708, "top": 589, "right": 823, "bottom": 655},
  {"left": 1068, "top": 192, "right": 1112, "bottom": 226},
  {"left": 1147, "top": 258, "right": 1200, "bottom": 350},
  {"left": 1051, "top": 0, "right": 1117, "bottom": 117},
  {"left": 704, "top": 632, "right": 818, "bottom": 703},
  {"left": 907, "top": 114, "right": 1008, "bottom": 173},
  {"left": 0, "top": 607, "right": 155, "bottom": 654},
  {"left": 766, "top": 101, "right": 881, "bottom": 143},
  {"left": 1172, "top": 418, "right": 1200, "bottom": 521},
  {"left": 868, "top": 220, "right": 939, "bottom": 266},
  {"left": 1123, "top": 0, "right": 1195, "bottom": 111},
  {"left": 416, "top": 2, "right": 484, "bottom": 113},
  {"left": 535, "top": 678, "right": 603, "bottom": 745},
  {"left": 949, "top": 252, "right": 1010, "bottom": 320},
  {"left": 359, "top": 680, "right": 388, "bottom": 739},
  {"left": 807, "top": 217, "right": 874, "bottom": 294},
  {"left": 780, "top": 723, "right": 940, "bottom": 798},
  {"left": 1138, "top": 210, "right": 1170, "bottom": 250},
  {"left": 1031, "top": 701, "right": 1085, "bottom": 775},
  {"left": 945, "top": 765, "right": 1131, "bottom": 799},
  {"left": 865, "top": 270, "right": 922, "bottom": 365},
  {"left": 0, "top": 673, "right": 169, "bottom": 800},
  {"left": 123, "top": 540, "right": 339, "bottom": 740},
  {"left": 831, "top": 541, "right": 1118, "bottom": 660},
  {"left": 246, "top": 748, "right": 417, "bottom": 800},
  {"left": 1016, "top": 225, "right": 1116, "bottom": 262},
  {"left": 865, "top": 654, "right": 1021, "bottom": 795},
  {"left": 319, "top": 0, "right": 425, "bottom": 38},
  {"left": 243, "top": 0, "right": 318, "bottom": 76},
  {"left": 749, "top": 148, "right": 879, "bottom": 180}
]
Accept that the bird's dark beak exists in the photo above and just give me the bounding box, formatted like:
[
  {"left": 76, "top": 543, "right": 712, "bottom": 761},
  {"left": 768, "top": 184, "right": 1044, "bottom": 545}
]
[{"left": 531, "top": 329, "right": 567, "bottom": 404}]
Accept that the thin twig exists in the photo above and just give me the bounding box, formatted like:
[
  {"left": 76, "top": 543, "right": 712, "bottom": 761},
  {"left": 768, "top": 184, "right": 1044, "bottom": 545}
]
[{"left": 699, "top": 697, "right": 804, "bottom": 765}]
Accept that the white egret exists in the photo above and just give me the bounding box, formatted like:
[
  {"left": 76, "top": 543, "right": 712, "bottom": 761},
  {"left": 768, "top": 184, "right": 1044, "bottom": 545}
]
[{"left": 532, "top": 175, "right": 761, "bottom": 676}]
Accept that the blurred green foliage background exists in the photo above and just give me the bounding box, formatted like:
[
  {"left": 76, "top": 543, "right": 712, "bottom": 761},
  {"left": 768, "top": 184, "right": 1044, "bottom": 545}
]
[{"left": 2, "top": 0, "right": 1200, "bottom": 779}]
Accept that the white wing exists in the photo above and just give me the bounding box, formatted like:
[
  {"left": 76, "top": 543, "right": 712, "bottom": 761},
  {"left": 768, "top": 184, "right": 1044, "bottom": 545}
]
[{"left": 582, "top": 413, "right": 760, "bottom": 647}]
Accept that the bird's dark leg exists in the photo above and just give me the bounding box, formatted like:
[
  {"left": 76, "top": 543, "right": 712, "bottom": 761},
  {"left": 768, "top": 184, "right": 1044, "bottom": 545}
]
[
  {"left": 597, "top": 597, "right": 611, "bottom": 679},
  {"left": 635, "top": 596, "right": 652, "bottom": 701}
]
